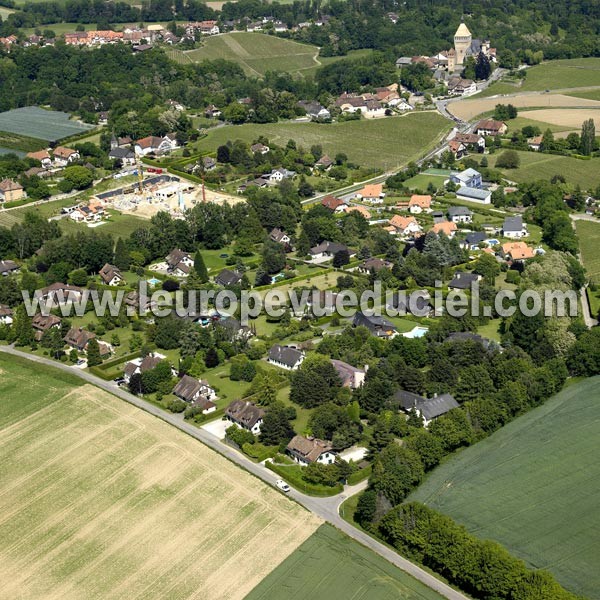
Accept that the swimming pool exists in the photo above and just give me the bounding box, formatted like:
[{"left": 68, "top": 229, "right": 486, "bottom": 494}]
[
  {"left": 402, "top": 326, "right": 429, "bottom": 339},
  {"left": 147, "top": 277, "right": 161, "bottom": 286}
]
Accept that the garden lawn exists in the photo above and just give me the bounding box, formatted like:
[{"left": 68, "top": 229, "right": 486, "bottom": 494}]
[{"left": 575, "top": 219, "right": 600, "bottom": 284}]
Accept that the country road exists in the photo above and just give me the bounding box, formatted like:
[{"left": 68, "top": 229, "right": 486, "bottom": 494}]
[{"left": 0, "top": 345, "right": 469, "bottom": 600}]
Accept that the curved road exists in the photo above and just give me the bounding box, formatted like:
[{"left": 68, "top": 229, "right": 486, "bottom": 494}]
[{"left": 0, "top": 345, "right": 468, "bottom": 600}]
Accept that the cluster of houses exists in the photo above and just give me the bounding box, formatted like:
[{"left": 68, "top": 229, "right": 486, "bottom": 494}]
[
  {"left": 334, "top": 84, "right": 413, "bottom": 118},
  {"left": 237, "top": 168, "right": 296, "bottom": 193},
  {"left": 63, "top": 200, "right": 106, "bottom": 224},
  {"left": 396, "top": 22, "right": 496, "bottom": 97},
  {"left": 26, "top": 146, "right": 80, "bottom": 170}
]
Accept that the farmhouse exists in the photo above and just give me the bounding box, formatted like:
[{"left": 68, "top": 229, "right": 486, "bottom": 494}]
[
  {"left": 353, "top": 311, "right": 397, "bottom": 338},
  {"left": 52, "top": 146, "right": 80, "bottom": 166},
  {"left": 331, "top": 359, "right": 366, "bottom": 389},
  {"left": 215, "top": 268, "right": 243, "bottom": 287},
  {"left": 503, "top": 216, "right": 528, "bottom": 238},
  {"left": 99, "top": 263, "right": 124, "bottom": 286},
  {"left": 26, "top": 150, "right": 53, "bottom": 169},
  {"left": 395, "top": 390, "right": 460, "bottom": 426},
  {"left": 0, "top": 179, "right": 24, "bottom": 203},
  {"left": 286, "top": 435, "right": 337, "bottom": 466},
  {"left": 474, "top": 119, "right": 507, "bottom": 136},
  {"left": 0, "top": 259, "right": 19, "bottom": 276},
  {"left": 172, "top": 375, "right": 216, "bottom": 412},
  {"left": 356, "top": 183, "right": 385, "bottom": 204},
  {"left": 32, "top": 313, "right": 61, "bottom": 341},
  {"left": 453, "top": 132, "right": 485, "bottom": 151},
  {"left": 225, "top": 400, "right": 265, "bottom": 434},
  {"left": 268, "top": 344, "right": 305, "bottom": 370}
]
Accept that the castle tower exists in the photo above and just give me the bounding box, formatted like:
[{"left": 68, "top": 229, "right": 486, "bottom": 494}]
[{"left": 453, "top": 21, "right": 472, "bottom": 68}]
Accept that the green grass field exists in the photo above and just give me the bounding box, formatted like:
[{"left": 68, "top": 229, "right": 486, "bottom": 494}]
[
  {"left": 488, "top": 150, "right": 600, "bottom": 190},
  {"left": 575, "top": 219, "right": 600, "bottom": 284},
  {"left": 506, "top": 115, "right": 575, "bottom": 133},
  {"left": 0, "top": 353, "right": 322, "bottom": 599},
  {"left": 566, "top": 89, "right": 600, "bottom": 101},
  {"left": 58, "top": 210, "right": 148, "bottom": 239},
  {"left": 174, "top": 32, "right": 320, "bottom": 77},
  {"left": 198, "top": 113, "right": 449, "bottom": 170},
  {"left": 409, "top": 376, "right": 600, "bottom": 599},
  {"left": 481, "top": 58, "right": 600, "bottom": 97},
  {"left": 246, "top": 524, "right": 444, "bottom": 600}
]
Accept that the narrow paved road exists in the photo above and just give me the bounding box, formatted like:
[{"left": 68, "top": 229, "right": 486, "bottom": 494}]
[{"left": 0, "top": 345, "right": 469, "bottom": 600}]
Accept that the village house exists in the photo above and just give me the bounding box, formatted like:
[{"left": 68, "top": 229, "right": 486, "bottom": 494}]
[
  {"left": 461, "top": 231, "right": 488, "bottom": 250},
  {"left": 268, "top": 344, "right": 305, "bottom": 370},
  {"left": 344, "top": 205, "right": 372, "bottom": 219},
  {"left": 266, "top": 168, "right": 296, "bottom": 184},
  {"left": 185, "top": 20, "right": 220, "bottom": 36},
  {"left": 39, "top": 283, "right": 84, "bottom": 306},
  {"left": 353, "top": 311, "right": 397, "bottom": 338},
  {"left": 26, "top": 150, "right": 53, "bottom": 169},
  {"left": 166, "top": 248, "right": 194, "bottom": 276},
  {"left": 0, "top": 179, "right": 24, "bottom": 203},
  {"left": 388, "top": 215, "right": 422, "bottom": 237},
  {"left": 309, "top": 241, "right": 353, "bottom": 262},
  {"left": 250, "top": 142, "right": 269, "bottom": 154},
  {"left": 0, "top": 260, "right": 19, "bottom": 276},
  {"left": 502, "top": 241, "right": 536, "bottom": 262},
  {"left": 331, "top": 359, "right": 366, "bottom": 389},
  {"left": 269, "top": 227, "right": 292, "bottom": 248},
  {"left": 0, "top": 305, "right": 13, "bottom": 325},
  {"left": 314, "top": 154, "right": 334, "bottom": 170},
  {"left": 528, "top": 135, "right": 543, "bottom": 151},
  {"left": 134, "top": 135, "right": 179, "bottom": 156},
  {"left": 69, "top": 202, "right": 104, "bottom": 223},
  {"left": 358, "top": 257, "right": 394, "bottom": 274},
  {"left": 450, "top": 167, "right": 482, "bottom": 188},
  {"left": 108, "top": 146, "right": 136, "bottom": 165},
  {"left": 395, "top": 390, "right": 459, "bottom": 427},
  {"left": 431, "top": 221, "right": 458, "bottom": 237},
  {"left": 456, "top": 186, "right": 492, "bottom": 204},
  {"left": 172, "top": 374, "right": 216, "bottom": 412},
  {"left": 215, "top": 268, "right": 243, "bottom": 287},
  {"left": 474, "top": 118, "right": 507, "bottom": 137},
  {"left": 52, "top": 146, "right": 80, "bottom": 167},
  {"left": 502, "top": 215, "right": 528, "bottom": 238},
  {"left": 99, "top": 263, "right": 124, "bottom": 286},
  {"left": 448, "top": 271, "right": 482, "bottom": 290},
  {"left": 32, "top": 314, "right": 61, "bottom": 341},
  {"left": 448, "top": 77, "right": 477, "bottom": 97},
  {"left": 225, "top": 400, "right": 265, "bottom": 435},
  {"left": 205, "top": 104, "right": 222, "bottom": 119},
  {"left": 321, "top": 195, "right": 346, "bottom": 212},
  {"left": 123, "top": 353, "right": 168, "bottom": 384},
  {"left": 409, "top": 194, "right": 432, "bottom": 214},
  {"left": 448, "top": 139, "right": 468, "bottom": 159},
  {"left": 453, "top": 132, "right": 485, "bottom": 151},
  {"left": 286, "top": 435, "right": 337, "bottom": 466},
  {"left": 356, "top": 183, "right": 385, "bottom": 204},
  {"left": 124, "top": 290, "right": 156, "bottom": 313},
  {"left": 298, "top": 100, "right": 331, "bottom": 120},
  {"left": 448, "top": 206, "right": 473, "bottom": 223},
  {"left": 64, "top": 327, "right": 111, "bottom": 356}
]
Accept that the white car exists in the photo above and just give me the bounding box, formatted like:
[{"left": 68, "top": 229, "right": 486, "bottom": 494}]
[{"left": 275, "top": 479, "right": 290, "bottom": 493}]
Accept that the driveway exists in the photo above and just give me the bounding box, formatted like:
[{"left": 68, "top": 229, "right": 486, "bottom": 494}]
[{"left": 200, "top": 416, "right": 229, "bottom": 439}]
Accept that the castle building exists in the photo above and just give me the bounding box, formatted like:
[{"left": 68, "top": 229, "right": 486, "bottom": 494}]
[{"left": 453, "top": 21, "right": 472, "bottom": 67}]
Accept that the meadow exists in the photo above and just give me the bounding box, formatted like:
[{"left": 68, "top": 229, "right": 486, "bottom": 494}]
[
  {"left": 246, "top": 524, "right": 444, "bottom": 600},
  {"left": 575, "top": 219, "right": 600, "bottom": 284},
  {"left": 0, "top": 107, "right": 94, "bottom": 142},
  {"left": 0, "top": 353, "right": 321, "bottom": 600},
  {"left": 409, "top": 376, "right": 600, "bottom": 599},
  {"left": 198, "top": 113, "right": 450, "bottom": 170},
  {"left": 487, "top": 150, "right": 600, "bottom": 189}
]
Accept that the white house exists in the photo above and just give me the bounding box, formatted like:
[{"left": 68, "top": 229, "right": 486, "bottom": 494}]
[
  {"left": 286, "top": 435, "right": 337, "bottom": 466},
  {"left": 225, "top": 400, "right": 265, "bottom": 435},
  {"left": 356, "top": 183, "right": 385, "bottom": 204},
  {"left": 448, "top": 206, "right": 473, "bottom": 223},
  {"left": 52, "top": 146, "right": 80, "bottom": 167},
  {"left": 99, "top": 263, "right": 124, "bottom": 286},
  {"left": 266, "top": 168, "right": 295, "bottom": 183},
  {"left": 134, "top": 135, "right": 179, "bottom": 156},
  {"left": 503, "top": 216, "right": 528, "bottom": 238},
  {"left": 172, "top": 374, "right": 216, "bottom": 413},
  {"left": 268, "top": 344, "right": 305, "bottom": 370}
]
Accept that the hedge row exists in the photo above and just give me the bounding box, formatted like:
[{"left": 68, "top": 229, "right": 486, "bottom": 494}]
[{"left": 265, "top": 461, "right": 343, "bottom": 496}]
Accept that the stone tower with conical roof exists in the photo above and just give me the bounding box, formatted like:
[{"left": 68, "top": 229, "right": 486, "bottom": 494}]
[{"left": 454, "top": 21, "right": 472, "bottom": 68}]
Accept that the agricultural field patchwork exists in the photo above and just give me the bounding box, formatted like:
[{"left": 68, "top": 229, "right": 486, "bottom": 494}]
[
  {"left": 409, "top": 376, "right": 600, "bottom": 599},
  {"left": 0, "top": 354, "right": 320, "bottom": 600},
  {"left": 246, "top": 524, "right": 444, "bottom": 600},
  {"left": 198, "top": 113, "right": 450, "bottom": 170},
  {"left": 0, "top": 106, "right": 94, "bottom": 143}
]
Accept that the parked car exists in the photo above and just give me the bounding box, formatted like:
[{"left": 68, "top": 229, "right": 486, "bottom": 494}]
[{"left": 275, "top": 479, "right": 290, "bottom": 493}]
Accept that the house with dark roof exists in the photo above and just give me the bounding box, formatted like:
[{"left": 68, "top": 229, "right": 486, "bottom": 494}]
[
  {"left": 394, "top": 389, "right": 460, "bottom": 426},
  {"left": 0, "top": 260, "right": 19, "bottom": 276},
  {"left": 108, "top": 146, "right": 135, "bottom": 165},
  {"left": 32, "top": 313, "right": 61, "bottom": 341},
  {"left": 358, "top": 257, "right": 394, "bottom": 274},
  {"left": 269, "top": 227, "right": 292, "bottom": 248},
  {"left": 215, "top": 268, "right": 243, "bottom": 287},
  {"left": 448, "top": 206, "right": 472, "bottom": 223},
  {"left": 39, "top": 283, "right": 84, "bottom": 306},
  {"left": 225, "top": 400, "right": 265, "bottom": 434},
  {"left": 99, "top": 263, "right": 124, "bottom": 286},
  {"left": 165, "top": 248, "right": 193, "bottom": 276},
  {"left": 502, "top": 216, "right": 528, "bottom": 238},
  {"left": 309, "top": 241, "right": 353, "bottom": 262},
  {"left": 64, "top": 327, "right": 96, "bottom": 351},
  {"left": 460, "top": 231, "right": 487, "bottom": 250},
  {"left": 352, "top": 311, "right": 397, "bottom": 338},
  {"left": 456, "top": 186, "right": 492, "bottom": 204},
  {"left": 445, "top": 331, "right": 496, "bottom": 351},
  {"left": 330, "top": 359, "right": 366, "bottom": 389},
  {"left": 321, "top": 195, "right": 346, "bottom": 212},
  {"left": 124, "top": 290, "right": 156, "bottom": 313},
  {"left": 286, "top": 435, "right": 337, "bottom": 466},
  {"left": 298, "top": 100, "right": 330, "bottom": 120},
  {"left": 448, "top": 271, "right": 482, "bottom": 290},
  {"left": 0, "top": 304, "right": 13, "bottom": 325},
  {"left": 268, "top": 344, "right": 304, "bottom": 370},
  {"left": 172, "top": 375, "right": 216, "bottom": 412}
]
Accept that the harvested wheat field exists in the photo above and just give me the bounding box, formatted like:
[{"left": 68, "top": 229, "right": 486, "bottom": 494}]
[
  {"left": 510, "top": 108, "right": 600, "bottom": 129},
  {"left": 449, "top": 92, "right": 600, "bottom": 121},
  {"left": 0, "top": 358, "right": 320, "bottom": 600}
]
